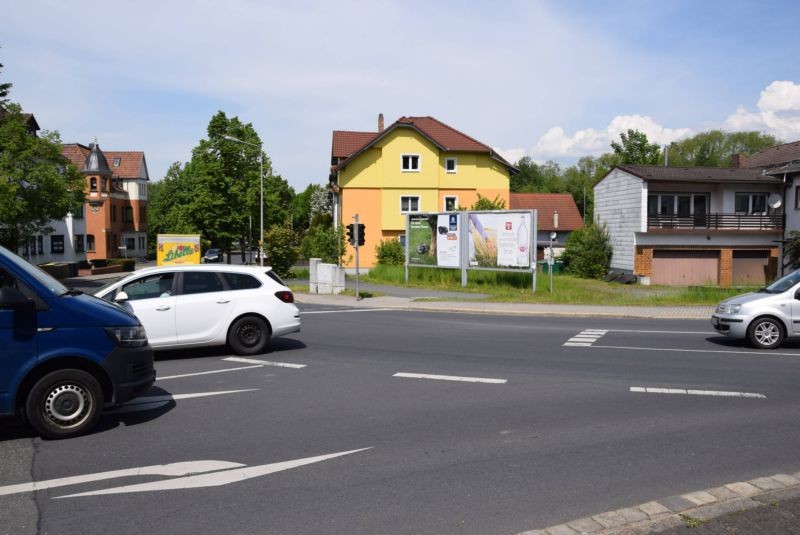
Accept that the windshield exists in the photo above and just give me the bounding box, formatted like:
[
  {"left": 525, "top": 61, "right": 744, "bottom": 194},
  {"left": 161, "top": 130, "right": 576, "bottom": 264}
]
[
  {"left": 0, "top": 244, "right": 68, "bottom": 296},
  {"left": 764, "top": 270, "right": 800, "bottom": 293}
]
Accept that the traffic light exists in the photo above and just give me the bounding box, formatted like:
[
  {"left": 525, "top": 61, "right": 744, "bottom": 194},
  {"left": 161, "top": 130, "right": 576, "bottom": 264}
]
[
  {"left": 346, "top": 223, "right": 355, "bottom": 246},
  {"left": 357, "top": 223, "right": 366, "bottom": 246}
]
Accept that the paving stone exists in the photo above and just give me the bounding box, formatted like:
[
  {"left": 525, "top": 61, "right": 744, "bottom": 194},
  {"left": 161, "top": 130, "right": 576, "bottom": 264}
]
[
  {"left": 706, "top": 485, "right": 739, "bottom": 502},
  {"left": 615, "top": 507, "right": 648, "bottom": 523},
  {"left": 656, "top": 495, "right": 696, "bottom": 512},
  {"left": 566, "top": 517, "right": 603, "bottom": 533},
  {"left": 592, "top": 510, "right": 627, "bottom": 529},
  {"left": 638, "top": 500, "right": 670, "bottom": 517},
  {"left": 681, "top": 490, "right": 717, "bottom": 506},
  {"left": 545, "top": 525, "right": 578, "bottom": 535},
  {"left": 772, "top": 473, "right": 800, "bottom": 487},
  {"left": 725, "top": 481, "right": 761, "bottom": 497},
  {"left": 750, "top": 476, "right": 786, "bottom": 491},
  {"left": 517, "top": 530, "right": 547, "bottom": 535}
]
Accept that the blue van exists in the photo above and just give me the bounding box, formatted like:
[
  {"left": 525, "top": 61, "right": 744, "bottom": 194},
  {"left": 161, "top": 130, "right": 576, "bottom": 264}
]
[{"left": 0, "top": 245, "right": 155, "bottom": 439}]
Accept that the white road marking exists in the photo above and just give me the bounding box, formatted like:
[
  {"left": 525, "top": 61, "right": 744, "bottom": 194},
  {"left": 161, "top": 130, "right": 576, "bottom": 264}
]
[
  {"left": 0, "top": 461, "right": 244, "bottom": 496},
  {"left": 393, "top": 372, "right": 507, "bottom": 384},
  {"left": 157, "top": 365, "right": 265, "bottom": 380},
  {"left": 630, "top": 387, "right": 766, "bottom": 399},
  {"left": 224, "top": 356, "right": 306, "bottom": 368},
  {"left": 55, "top": 448, "right": 372, "bottom": 498},
  {"left": 611, "top": 329, "right": 708, "bottom": 334},
  {"left": 564, "top": 329, "right": 608, "bottom": 347},
  {"left": 105, "top": 390, "right": 258, "bottom": 414},
  {"left": 595, "top": 344, "right": 800, "bottom": 357},
  {"left": 301, "top": 308, "right": 395, "bottom": 314}
]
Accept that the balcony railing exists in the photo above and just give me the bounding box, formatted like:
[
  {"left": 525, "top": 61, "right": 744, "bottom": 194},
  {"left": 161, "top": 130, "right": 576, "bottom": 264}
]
[{"left": 647, "top": 213, "right": 784, "bottom": 231}]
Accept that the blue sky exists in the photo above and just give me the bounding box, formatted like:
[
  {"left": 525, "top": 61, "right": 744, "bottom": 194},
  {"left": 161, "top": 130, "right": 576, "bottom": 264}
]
[{"left": 2, "top": 0, "right": 799, "bottom": 191}]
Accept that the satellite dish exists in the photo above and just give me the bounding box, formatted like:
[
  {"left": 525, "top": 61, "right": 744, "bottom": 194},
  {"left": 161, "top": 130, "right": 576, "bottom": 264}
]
[{"left": 768, "top": 193, "right": 782, "bottom": 209}]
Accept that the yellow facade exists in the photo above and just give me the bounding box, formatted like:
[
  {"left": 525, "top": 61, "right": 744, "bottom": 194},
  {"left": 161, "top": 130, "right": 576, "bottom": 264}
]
[{"left": 338, "top": 128, "right": 511, "bottom": 267}]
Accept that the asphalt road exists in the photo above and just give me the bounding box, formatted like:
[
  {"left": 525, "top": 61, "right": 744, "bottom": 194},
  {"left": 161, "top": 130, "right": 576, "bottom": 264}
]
[{"left": 2, "top": 306, "right": 800, "bottom": 534}]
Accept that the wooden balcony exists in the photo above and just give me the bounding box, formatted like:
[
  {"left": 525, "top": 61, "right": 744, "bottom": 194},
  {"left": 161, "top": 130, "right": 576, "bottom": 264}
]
[{"left": 647, "top": 213, "right": 784, "bottom": 231}]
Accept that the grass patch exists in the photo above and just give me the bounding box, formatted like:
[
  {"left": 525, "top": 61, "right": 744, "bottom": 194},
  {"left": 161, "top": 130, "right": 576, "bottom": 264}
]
[
  {"left": 362, "top": 265, "right": 755, "bottom": 306},
  {"left": 680, "top": 514, "right": 707, "bottom": 528}
]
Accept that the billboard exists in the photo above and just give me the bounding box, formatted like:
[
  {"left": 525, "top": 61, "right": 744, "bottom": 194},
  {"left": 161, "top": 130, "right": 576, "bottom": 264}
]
[
  {"left": 468, "top": 212, "right": 532, "bottom": 269},
  {"left": 156, "top": 234, "right": 201, "bottom": 266},
  {"left": 407, "top": 213, "right": 461, "bottom": 268}
]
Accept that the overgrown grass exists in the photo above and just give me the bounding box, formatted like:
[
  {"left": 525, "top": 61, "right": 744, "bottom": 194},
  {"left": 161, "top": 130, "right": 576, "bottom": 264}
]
[{"left": 363, "top": 265, "right": 756, "bottom": 306}]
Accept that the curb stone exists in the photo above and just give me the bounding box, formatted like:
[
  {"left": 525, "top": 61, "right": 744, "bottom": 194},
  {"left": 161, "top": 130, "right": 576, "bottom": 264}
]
[{"left": 519, "top": 472, "right": 800, "bottom": 534}]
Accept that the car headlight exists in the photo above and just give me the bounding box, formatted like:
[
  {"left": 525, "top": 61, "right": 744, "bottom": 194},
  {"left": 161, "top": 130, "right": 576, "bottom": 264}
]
[
  {"left": 716, "top": 303, "right": 742, "bottom": 314},
  {"left": 105, "top": 325, "right": 148, "bottom": 347}
]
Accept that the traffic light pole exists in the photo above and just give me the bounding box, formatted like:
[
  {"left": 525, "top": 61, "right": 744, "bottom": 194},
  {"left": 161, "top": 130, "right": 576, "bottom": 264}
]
[{"left": 353, "top": 213, "right": 361, "bottom": 300}]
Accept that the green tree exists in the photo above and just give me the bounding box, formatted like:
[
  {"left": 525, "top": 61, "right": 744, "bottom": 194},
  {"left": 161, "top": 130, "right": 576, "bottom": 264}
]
[
  {"left": 263, "top": 223, "right": 299, "bottom": 278},
  {"left": 511, "top": 156, "right": 564, "bottom": 193},
  {"left": 0, "top": 59, "right": 11, "bottom": 107},
  {"left": 665, "top": 130, "right": 781, "bottom": 167},
  {"left": 610, "top": 129, "right": 661, "bottom": 165},
  {"left": 300, "top": 224, "right": 346, "bottom": 264},
  {"left": 0, "top": 103, "right": 84, "bottom": 250},
  {"left": 560, "top": 223, "right": 612, "bottom": 279},
  {"left": 145, "top": 163, "right": 198, "bottom": 256},
  {"left": 783, "top": 231, "right": 800, "bottom": 271},
  {"left": 470, "top": 193, "right": 506, "bottom": 210}
]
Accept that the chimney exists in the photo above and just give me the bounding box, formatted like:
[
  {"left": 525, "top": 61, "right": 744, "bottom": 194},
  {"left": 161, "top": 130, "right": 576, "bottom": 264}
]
[
  {"left": 553, "top": 209, "right": 559, "bottom": 229},
  {"left": 731, "top": 153, "right": 747, "bottom": 168},
  {"left": 378, "top": 113, "right": 384, "bottom": 133}
]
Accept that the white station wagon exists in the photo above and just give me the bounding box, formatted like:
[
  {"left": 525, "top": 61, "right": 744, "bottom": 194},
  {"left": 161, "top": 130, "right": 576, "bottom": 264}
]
[{"left": 94, "top": 265, "right": 300, "bottom": 354}]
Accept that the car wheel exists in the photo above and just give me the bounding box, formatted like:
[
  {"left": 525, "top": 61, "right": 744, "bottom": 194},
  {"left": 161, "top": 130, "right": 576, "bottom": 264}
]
[
  {"left": 228, "top": 316, "right": 271, "bottom": 355},
  {"left": 748, "top": 317, "right": 785, "bottom": 349},
  {"left": 25, "top": 369, "right": 103, "bottom": 439}
]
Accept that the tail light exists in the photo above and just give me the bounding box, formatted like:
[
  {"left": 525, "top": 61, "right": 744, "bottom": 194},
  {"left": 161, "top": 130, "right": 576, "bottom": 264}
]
[{"left": 275, "top": 290, "right": 294, "bottom": 303}]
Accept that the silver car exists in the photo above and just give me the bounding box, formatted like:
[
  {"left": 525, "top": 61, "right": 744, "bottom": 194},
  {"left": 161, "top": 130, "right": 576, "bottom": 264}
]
[{"left": 711, "top": 270, "right": 800, "bottom": 349}]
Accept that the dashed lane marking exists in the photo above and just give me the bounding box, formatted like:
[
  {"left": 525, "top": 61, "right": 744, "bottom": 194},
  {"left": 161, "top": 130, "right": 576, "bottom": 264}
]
[
  {"left": 224, "top": 356, "right": 306, "bottom": 368},
  {"left": 393, "top": 372, "right": 507, "bottom": 384},
  {"left": 105, "top": 390, "right": 258, "bottom": 414},
  {"left": 157, "top": 365, "right": 265, "bottom": 381},
  {"left": 630, "top": 386, "right": 766, "bottom": 399}
]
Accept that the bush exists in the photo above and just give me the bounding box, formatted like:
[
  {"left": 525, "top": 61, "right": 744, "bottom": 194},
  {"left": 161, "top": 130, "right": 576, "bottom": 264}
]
[
  {"left": 560, "top": 223, "right": 612, "bottom": 279},
  {"left": 375, "top": 239, "right": 405, "bottom": 265},
  {"left": 91, "top": 259, "right": 108, "bottom": 268},
  {"left": 263, "top": 224, "right": 299, "bottom": 278},
  {"left": 107, "top": 258, "right": 136, "bottom": 271},
  {"left": 300, "top": 224, "right": 346, "bottom": 264}
]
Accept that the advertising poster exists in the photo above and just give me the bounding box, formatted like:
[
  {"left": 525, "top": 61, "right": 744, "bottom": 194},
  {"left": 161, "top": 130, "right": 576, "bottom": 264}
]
[
  {"left": 156, "top": 234, "right": 201, "bottom": 266},
  {"left": 468, "top": 212, "right": 531, "bottom": 268},
  {"left": 408, "top": 215, "right": 437, "bottom": 266},
  {"left": 435, "top": 214, "right": 460, "bottom": 267}
]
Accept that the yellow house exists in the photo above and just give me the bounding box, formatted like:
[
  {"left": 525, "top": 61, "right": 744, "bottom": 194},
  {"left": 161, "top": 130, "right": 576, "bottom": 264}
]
[{"left": 330, "top": 115, "right": 515, "bottom": 267}]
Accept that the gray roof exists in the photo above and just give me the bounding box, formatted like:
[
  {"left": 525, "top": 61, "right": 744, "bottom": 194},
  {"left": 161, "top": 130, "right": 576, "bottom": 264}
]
[
  {"left": 84, "top": 142, "right": 112, "bottom": 176},
  {"left": 746, "top": 141, "right": 800, "bottom": 168},
  {"left": 617, "top": 164, "right": 783, "bottom": 184}
]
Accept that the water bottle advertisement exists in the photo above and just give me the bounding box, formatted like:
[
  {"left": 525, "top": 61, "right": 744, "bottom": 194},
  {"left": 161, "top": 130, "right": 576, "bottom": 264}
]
[{"left": 468, "top": 212, "right": 531, "bottom": 268}]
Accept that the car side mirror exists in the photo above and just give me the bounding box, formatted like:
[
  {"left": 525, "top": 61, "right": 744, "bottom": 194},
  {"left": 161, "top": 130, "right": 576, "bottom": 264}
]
[
  {"left": 0, "top": 286, "right": 36, "bottom": 311},
  {"left": 114, "top": 291, "right": 130, "bottom": 303}
]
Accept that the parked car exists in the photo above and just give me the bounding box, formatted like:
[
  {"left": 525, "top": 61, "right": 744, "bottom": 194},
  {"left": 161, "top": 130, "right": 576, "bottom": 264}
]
[
  {"left": 0, "top": 245, "right": 155, "bottom": 439},
  {"left": 203, "top": 248, "right": 223, "bottom": 263},
  {"left": 711, "top": 269, "right": 800, "bottom": 349},
  {"left": 94, "top": 264, "right": 301, "bottom": 355}
]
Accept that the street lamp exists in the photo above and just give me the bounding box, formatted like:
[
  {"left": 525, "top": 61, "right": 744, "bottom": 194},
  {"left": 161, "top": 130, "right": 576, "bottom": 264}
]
[{"left": 222, "top": 135, "right": 264, "bottom": 267}]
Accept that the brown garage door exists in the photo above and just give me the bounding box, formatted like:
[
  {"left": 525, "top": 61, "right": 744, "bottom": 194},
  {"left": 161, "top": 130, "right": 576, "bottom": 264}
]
[
  {"left": 652, "top": 250, "right": 719, "bottom": 286},
  {"left": 732, "top": 250, "right": 769, "bottom": 286}
]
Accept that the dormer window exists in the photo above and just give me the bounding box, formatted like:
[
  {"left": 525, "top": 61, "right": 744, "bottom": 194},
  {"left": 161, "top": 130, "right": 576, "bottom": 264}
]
[
  {"left": 401, "top": 154, "right": 420, "bottom": 172},
  {"left": 113, "top": 158, "right": 121, "bottom": 167}
]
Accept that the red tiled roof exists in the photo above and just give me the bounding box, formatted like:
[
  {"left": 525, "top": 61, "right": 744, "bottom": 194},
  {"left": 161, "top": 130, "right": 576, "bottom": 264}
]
[
  {"left": 509, "top": 193, "right": 584, "bottom": 231},
  {"left": 332, "top": 131, "right": 378, "bottom": 159},
  {"left": 745, "top": 140, "right": 800, "bottom": 168},
  {"left": 61, "top": 144, "right": 147, "bottom": 180},
  {"left": 331, "top": 116, "right": 515, "bottom": 170}
]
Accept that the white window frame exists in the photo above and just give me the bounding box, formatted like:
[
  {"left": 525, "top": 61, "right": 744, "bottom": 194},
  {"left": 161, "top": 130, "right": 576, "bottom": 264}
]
[
  {"left": 445, "top": 157, "right": 457, "bottom": 173},
  {"left": 400, "top": 195, "right": 420, "bottom": 213},
  {"left": 444, "top": 195, "right": 458, "bottom": 211},
  {"left": 401, "top": 154, "right": 421, "bottom": 172}
]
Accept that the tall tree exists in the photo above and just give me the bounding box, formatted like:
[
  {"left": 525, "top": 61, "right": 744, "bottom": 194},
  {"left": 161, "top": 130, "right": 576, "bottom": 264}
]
[
  {"left": 0, "top": 104, "right": 84, "bottom": 250},
  {"left": 610, "top": 129, "right": 661, "bottom": 165},
  {"left": 666, "top": 130, "right": 781, "bottom": 167},
  {"left": 0, "top": 60, "right": 11, "bottom": 107},
  {"left": 511, "top": 156, "right": 564, "bottom": 193}
]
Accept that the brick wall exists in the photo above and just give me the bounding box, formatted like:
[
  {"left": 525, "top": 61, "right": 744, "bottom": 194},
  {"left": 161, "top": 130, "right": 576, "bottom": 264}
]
[
  {"left": 634, "top": 246, "right": 653, "bottom": 276},
  {"left": 719, "top": 248, "right": 733, "bottom": 287}
]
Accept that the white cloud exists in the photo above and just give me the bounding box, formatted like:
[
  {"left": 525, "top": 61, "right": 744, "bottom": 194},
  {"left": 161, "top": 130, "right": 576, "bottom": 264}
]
[{"left": 724, "top": 81, "right": 800, "bottom": 140}]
